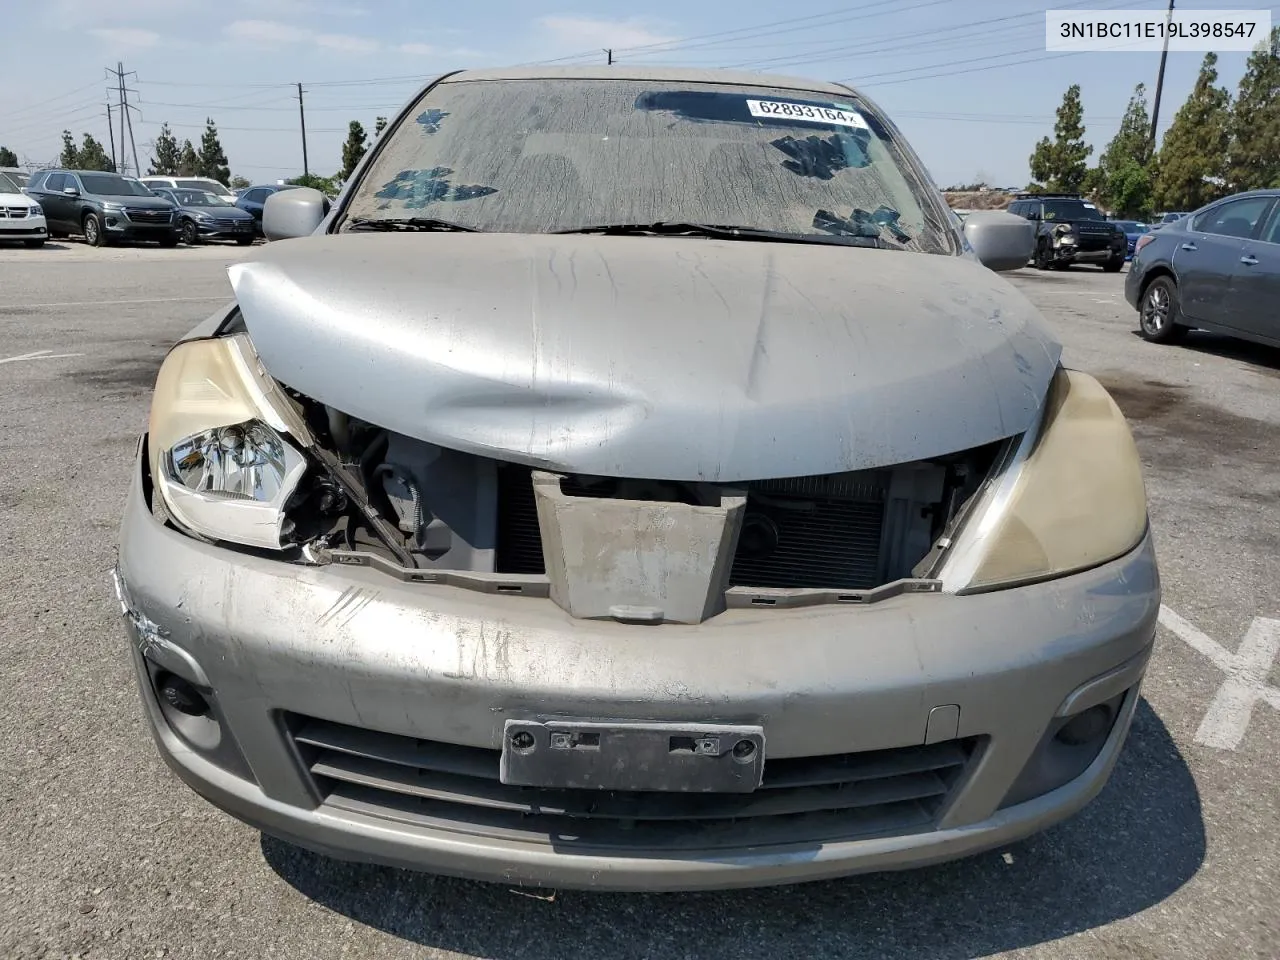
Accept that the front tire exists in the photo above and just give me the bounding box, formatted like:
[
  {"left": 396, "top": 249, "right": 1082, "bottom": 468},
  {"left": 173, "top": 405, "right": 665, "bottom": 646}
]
[
  {"left": 1138, "top": 276, "right": 1188, "bottom": 343},
  {"left": 1034, "top": 239, "right": 1054, "bottom": 270},
  {"left": 82, "top": 213, "right": 105, "bottom": 247},
  {"left": 179, "top": 219, "right": 199, "bottom": 246}
]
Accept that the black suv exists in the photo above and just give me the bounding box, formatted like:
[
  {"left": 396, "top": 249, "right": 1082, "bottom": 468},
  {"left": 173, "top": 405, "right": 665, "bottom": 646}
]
[
  {"left": 25, "top": 169, "right": 178, "bottom": 247},
  {"left": 1007, "top": 193, "right": 1127, "bottom": 272}
]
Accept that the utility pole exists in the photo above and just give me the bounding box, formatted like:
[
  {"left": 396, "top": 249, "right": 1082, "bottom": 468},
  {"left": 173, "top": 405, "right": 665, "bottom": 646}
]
[
  {"left": 297, "top": 82, "right": 309, "bottom": 176},
  {"left": 106, "top": 99, "right": 117, "bottom": 172},
  {"left": 121, "top": 61, "right": 140, "bottom": 178},
  {"left": 1149, "top": 0, "right": 1175, "bottom": 151},
  {"left": 604, "top": 48, "right": 613, "bottom": 65},
  {"left": 116, "top": 64, "right": 128, "bottom": 175}
]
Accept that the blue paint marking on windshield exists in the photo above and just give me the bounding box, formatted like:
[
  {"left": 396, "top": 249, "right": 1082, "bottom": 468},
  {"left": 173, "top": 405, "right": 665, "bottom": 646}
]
[
  {"left": 374, "top": 167, "right": 497, "bottom": 208},
  {"left": 416, "top": 109, "right": 450, "bottom": 134}
]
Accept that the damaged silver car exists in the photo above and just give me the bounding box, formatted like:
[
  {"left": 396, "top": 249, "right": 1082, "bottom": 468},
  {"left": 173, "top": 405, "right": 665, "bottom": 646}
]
[{"left": 114, "top": 66, "right": 1160, "bottom": 892}]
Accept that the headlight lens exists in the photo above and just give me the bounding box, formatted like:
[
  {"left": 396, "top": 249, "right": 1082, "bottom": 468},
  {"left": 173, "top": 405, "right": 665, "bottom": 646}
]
[
  {"left": 103, "top": 201, "right": 126, "bottom": 212},
  {"left": 148, "top": 334, "right": 311, "bottom": 550},
  {"left": 939, "top": 368, "right": 1148, "bottom": 592},
  {"left": 1054, "top": 222, "right": 1073, "bottom": 235}
]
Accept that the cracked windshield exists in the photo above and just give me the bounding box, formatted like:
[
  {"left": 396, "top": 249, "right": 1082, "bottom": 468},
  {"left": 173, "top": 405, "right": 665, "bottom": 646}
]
[{"left": 343, "top": 78, "right": 946, "bottom": 253}]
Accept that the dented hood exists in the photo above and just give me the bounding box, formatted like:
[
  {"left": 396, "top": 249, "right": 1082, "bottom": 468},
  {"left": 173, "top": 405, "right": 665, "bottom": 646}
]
[{"left": 227, "top": 232, "right": 1061, "bottom": 482}]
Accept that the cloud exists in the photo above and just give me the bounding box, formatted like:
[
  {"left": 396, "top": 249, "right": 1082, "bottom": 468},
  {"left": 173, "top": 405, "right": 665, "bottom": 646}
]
[
  {"left": 89, "top": 27, "right": 162, "bottom": 47},
  {"left": 538, "top": 16, "right": 678, "bottom": 53},
  {"left": 398, "top": 42, "right": 437, "bottom": 56},
  {"left": 225, "top": 19, "right": 378, "bottom": 53}
]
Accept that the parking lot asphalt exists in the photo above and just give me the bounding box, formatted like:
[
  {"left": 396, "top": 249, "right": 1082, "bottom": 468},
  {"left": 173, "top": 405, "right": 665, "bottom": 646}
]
[{"left": 1, "top": 241, "right": 1277, "bottom": 960}]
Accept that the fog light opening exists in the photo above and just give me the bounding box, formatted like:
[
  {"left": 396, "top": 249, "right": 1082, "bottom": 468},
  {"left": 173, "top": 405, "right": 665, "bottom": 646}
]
[
  {"left": 156, "top": 671, "right": 210, "bottom": 717},
  {"left": 1055, "top": 704, "right": 1113, "bottom": 746}
]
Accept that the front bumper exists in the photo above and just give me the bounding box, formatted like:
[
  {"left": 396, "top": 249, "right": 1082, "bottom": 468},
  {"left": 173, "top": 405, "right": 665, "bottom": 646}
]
[
  {"left": 1051, "top": 240, "right": 1124, "bottom": 264},
  {"left": 0, "top": 213, "right": 46, "bottom": 238},
  {"left": 116, "top": 444, "right": 1159, "bottom": 891},
  {"left": 104, "top": 214, "right": 176, "bottom": 240},
  {"left": 193, "top": 219, "right": 256, "bottom": 240}
]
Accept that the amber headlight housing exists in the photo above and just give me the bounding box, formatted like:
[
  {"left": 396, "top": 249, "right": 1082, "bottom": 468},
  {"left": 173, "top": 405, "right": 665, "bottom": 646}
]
[
  {"left": 148, "top": 333, "right": 310, "bottom": 551},
  {"left": 938, "top": 367, "right": 1148, "bottom": 593}
]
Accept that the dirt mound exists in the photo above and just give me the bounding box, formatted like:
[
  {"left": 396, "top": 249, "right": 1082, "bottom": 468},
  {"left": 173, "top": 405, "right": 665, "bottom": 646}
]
[{"left": 943, "top": 191, "right": 1014, "bottom": 211}]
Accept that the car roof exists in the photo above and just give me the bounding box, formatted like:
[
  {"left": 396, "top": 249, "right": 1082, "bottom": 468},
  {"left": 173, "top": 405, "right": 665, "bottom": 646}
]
[{"left": 440, "top": 64, "right": 858, "bottom": 97}]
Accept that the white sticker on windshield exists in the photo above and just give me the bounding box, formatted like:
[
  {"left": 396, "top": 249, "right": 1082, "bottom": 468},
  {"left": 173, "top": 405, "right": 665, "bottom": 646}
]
[{"left": 746, "top": 99, "right": 869, "bottom": 128}]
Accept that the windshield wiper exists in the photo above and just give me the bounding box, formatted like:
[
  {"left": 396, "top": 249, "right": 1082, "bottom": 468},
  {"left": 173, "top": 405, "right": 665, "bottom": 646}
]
[
  {"left": 552, "top": 221, "right": 899, "bottom": 249},
  {"left": 346, "top": 217, "right": 479, "bottom": 233}
]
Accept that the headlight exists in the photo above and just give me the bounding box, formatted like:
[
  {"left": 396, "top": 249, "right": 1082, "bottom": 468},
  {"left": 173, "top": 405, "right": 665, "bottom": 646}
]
[
  {"left": 148, "top": 333, "right": 311, "bottom": 550},
  {"left": 103, "top": 201, "right": 126, "bottom": 213},
  {"left": 192, "top": 210, "right": 214, "bottom": 220},
  {"left": 29, "top": 204, "right": 43, "bottom": 215},
  {"left": 937, "top": 368, "right": 1148, "bottom": 593},
  {"left": 1053, "top": 222, "right": 1073, "bottom": 235}
]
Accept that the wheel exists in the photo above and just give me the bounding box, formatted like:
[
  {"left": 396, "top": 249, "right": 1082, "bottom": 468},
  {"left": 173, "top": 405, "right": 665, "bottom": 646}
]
[
  {"left": 1033, "top": 239, "right": 1054, "bottom": 270},
  {"left": 23, "top": 238, "right": 45, "bottom": 248},
  {"left": 1138, "top": 276, "right": 1188, "bottom": 343},
  {"left": 234, "top": 235, "right": 254, "bottom": 246},
  {"left": 179, "top": 219, "right": 199, "bottom": 245},
  {"left": 158, "top": 231, "right": 179, "bottom": 248},
  {"left": 1102, "top": 255, "right": 1125, "bottom": 273},
  {"left": 82, "top": 212, "right": 105, "bottom": 247}
]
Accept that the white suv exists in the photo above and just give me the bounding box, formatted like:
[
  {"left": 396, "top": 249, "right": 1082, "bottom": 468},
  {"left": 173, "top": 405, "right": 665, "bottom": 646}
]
[{"left": 139, "top": 176, "right": 236, "bottom": 203}]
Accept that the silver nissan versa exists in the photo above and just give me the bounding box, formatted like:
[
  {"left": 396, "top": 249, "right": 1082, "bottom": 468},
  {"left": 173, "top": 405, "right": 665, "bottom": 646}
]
[{"left": 114, "top": 66, "right": 1160, "bottom": 892}]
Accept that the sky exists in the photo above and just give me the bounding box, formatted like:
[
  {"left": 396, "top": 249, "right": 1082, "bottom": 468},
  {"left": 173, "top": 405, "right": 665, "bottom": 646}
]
[{"left": 1, "top": 0, "right": 1276, "bottom": 188}]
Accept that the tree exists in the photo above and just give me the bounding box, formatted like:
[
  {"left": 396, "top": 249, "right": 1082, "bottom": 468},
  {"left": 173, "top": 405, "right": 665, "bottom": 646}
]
[
  {"left": 197, "top": 118, "right": 230, "bottom": 184},
  {"left": 178, "top": 139, "right": 200, "bottom": 176},
  {"left": 374, "top": 116, "right": 388, "bottom": 138},
  {"left": 287, "top": 172, "right": 338, "bottom": 194},
  {"left": 0, "top": 146, "right": 17, "bottom": 167},
  {"left": 230, "top": 175, "right": 251, "bottom": 190},
  {"left": 1096, "top": 83, "right": 1154, "bottom": 216},
  {"left": 1153, "top": 53, "right": 1232, "bottom": 211},
  {"left": 77, "top": 133, "right": 115, "bottom": 172},
  {"left": 59, "top": 131, "right": 79, "bottom": 168},
  {"left": 1226, "top": 27, "right": 1280, "bottom": 191},
  {"left": 341, "top": 120, "right": 368, "bottom": 180},
  {"left": 1029, "top": 85, "right": 1093, "bottom": 193},
  {"left": 149, "top": 123, "right": 180, "bottom": 176}
]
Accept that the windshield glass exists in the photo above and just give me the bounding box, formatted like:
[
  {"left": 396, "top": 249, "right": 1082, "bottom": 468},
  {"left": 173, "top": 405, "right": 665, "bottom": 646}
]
[
  {"left": 0, "top": 172, "right": 20, "bottom": 193},
  {"left": 343, "top": 78, "right": 950, "bottom": 253},
  {"left": 173, "top": 189, "right": 231, "bottom": 207},
  {"left": 80, "top": 174, "right": 157, "bottom": 197},
  {"left": 1041, "top": 199, "right": 1103, "bottom": 221}
]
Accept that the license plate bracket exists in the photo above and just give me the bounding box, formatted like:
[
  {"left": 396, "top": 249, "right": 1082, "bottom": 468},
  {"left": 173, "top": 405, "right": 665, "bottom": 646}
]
[{"left": 500, "top": 719, "right": 765, "bottom": 793}]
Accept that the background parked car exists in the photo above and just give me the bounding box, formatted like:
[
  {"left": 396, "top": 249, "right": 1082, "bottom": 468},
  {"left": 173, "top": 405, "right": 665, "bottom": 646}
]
[
  {"left": 150, "top": 187, "right": 256, "bottom": 246},
  {"left": 25, "top": 170, "right": 178, "bottom": 247},
  {"left": 1151, "top": 211, "right": 1190, "bottom": 230},
  {"left": 1008, "top": 192, "right": 1127, "bottom": 271},
  {"left": 235, "top": 183, "right": 301, "bottom": 236},
  {"left": 140, "top": 176, "right": 236, "bottom": 203},
  {"left": 1126, "top": 189, "right": 1279, "bottom": 347},
  {"left": 0, "top": 171, "right": 46, "bottom": 247},
  {"left": 1111, "top": 219, "right": 1149, "bottom": 260}
]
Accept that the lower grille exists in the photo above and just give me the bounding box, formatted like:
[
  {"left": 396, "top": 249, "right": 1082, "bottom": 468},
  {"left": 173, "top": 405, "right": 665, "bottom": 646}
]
[
  {"left": 125, "top": 208, "right": 171, "bottom": 224},
  {"left": 492, "top": 465, "right": 889, "bottom": 589},
  {"left": 291, "top": 715, "right": 979, "bottom": 850}
]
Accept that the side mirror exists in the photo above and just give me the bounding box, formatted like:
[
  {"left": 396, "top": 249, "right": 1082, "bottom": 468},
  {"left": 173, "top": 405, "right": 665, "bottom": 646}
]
[
  {"left": 63, "top": 186, "right": 79, "bottom": 196},
  {"left": 963, "top": 210, "right": 1036, "bottom": 272},
  {"left": 263, "top": 187, "right": 330, "bottom": 241}
]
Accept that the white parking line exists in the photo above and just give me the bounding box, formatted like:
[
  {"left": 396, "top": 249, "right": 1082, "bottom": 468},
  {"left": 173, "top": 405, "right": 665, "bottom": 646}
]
[
  {"left": 0, "top": 349, "right": 85, "bottom": 365},
  {"left": 1159, "top": 604, "right": 1280, "bottom": 750},
  {"left": 12, "top": 296, "right": 227, "bottom": 309}
]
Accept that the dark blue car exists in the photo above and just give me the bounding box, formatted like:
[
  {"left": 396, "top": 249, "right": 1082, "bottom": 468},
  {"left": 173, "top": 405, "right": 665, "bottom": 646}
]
[
  {"left": 1110, "top": 219, "right": 1149, "bottom": 260},
  {"left": 235, "top": 183, "right": 301, "bottom": 237},
  {"left": 151, "top": 187, "right": 256, "bottom": 245}
]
